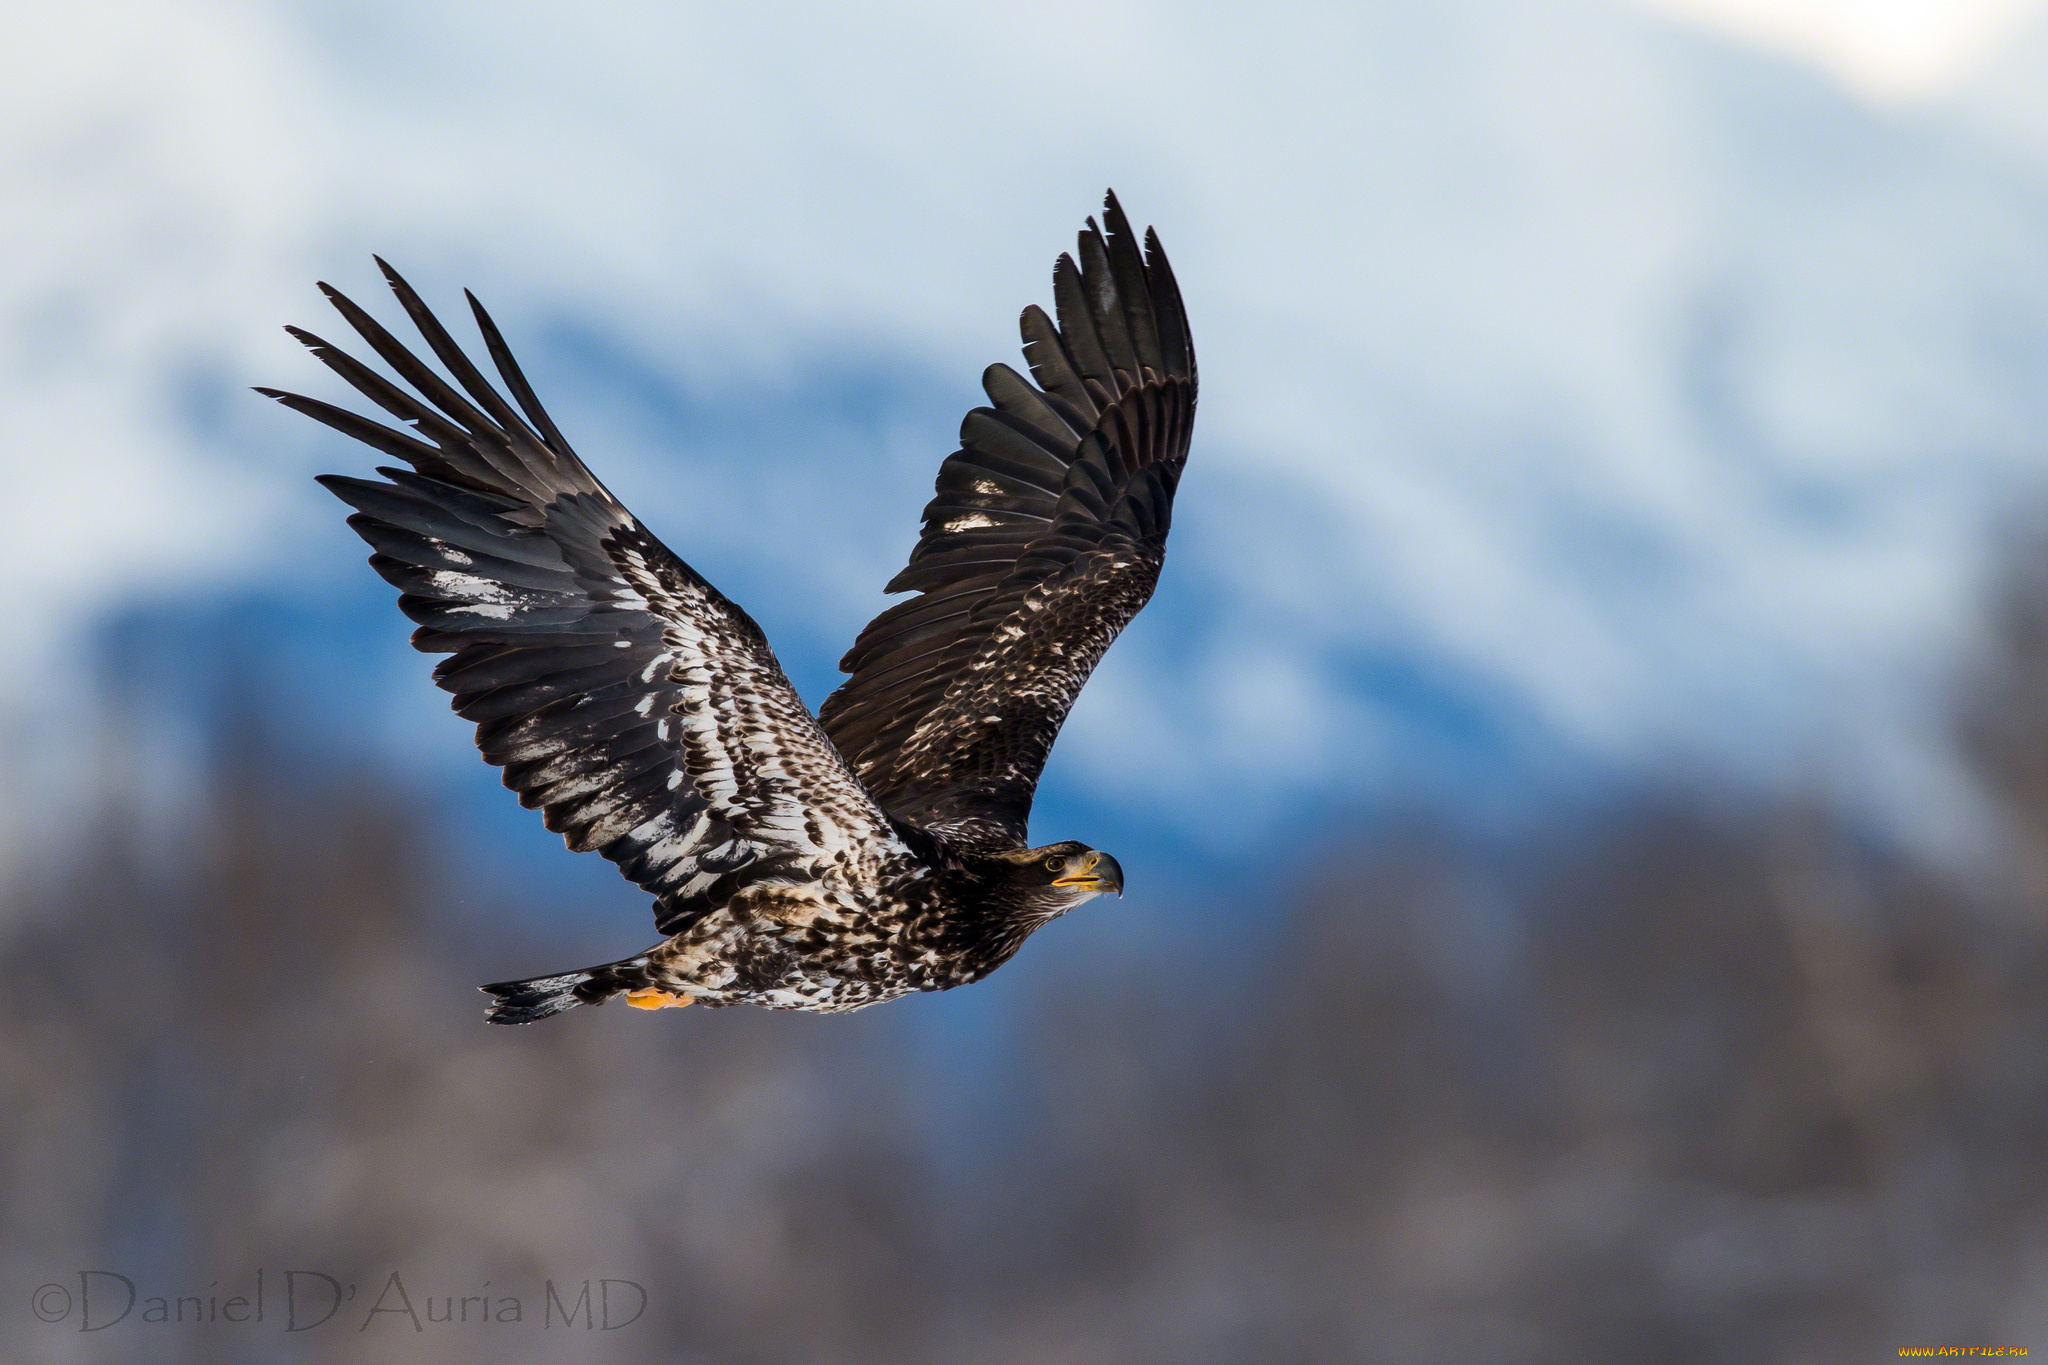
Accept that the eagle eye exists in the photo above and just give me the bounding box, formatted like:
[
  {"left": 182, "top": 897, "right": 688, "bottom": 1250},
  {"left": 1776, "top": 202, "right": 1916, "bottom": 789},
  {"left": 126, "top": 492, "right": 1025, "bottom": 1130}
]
[{"left": 1044, "top": 855, "right": 1064, "bottom": 872}]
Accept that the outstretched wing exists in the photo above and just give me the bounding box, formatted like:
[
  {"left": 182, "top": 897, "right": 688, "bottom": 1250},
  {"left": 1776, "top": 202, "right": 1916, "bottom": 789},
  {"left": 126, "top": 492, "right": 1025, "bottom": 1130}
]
[
  {"left": 818, "top": 192, "right": 1196, "bottom": 846},
  {"left": 263, "top": 263, "right": 907, "bottom": 934}
]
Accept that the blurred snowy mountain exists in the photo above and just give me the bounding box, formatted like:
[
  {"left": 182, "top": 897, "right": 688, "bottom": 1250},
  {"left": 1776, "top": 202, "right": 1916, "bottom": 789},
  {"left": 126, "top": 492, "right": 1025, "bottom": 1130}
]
[
  {"left": 11, "top": 0, "right": 2048, "bottom": 875},
  {"left": 1955, "top": 10, "right": 2048, "bottom": 160}
]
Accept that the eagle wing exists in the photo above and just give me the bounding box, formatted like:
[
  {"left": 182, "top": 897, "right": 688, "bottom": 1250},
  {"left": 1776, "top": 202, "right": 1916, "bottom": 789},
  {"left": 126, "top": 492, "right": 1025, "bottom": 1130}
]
[
  {"left": 263, "top": 264, "right": 907, "bottom": 935},
  {"left": 817, "top": 192, "right": 1196, "bottom": 845}
]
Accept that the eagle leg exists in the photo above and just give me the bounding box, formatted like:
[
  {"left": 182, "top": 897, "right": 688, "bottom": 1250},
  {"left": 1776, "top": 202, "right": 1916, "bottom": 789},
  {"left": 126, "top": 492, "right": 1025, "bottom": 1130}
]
[{"left": 624, "top": 987, "right": 692, "bottom": 1010}]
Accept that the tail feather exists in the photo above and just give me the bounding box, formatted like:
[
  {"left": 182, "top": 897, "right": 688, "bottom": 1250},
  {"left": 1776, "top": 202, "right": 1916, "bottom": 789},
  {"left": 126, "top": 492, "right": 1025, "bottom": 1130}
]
[{"left": 481, "top": 956, "right": 650, "bottom": 1025}]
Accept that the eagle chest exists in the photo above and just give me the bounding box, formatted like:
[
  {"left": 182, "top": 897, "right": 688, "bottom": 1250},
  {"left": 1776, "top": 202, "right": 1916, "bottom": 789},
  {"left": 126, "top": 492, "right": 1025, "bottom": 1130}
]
[{"left": 710, "top": 882, "right": 923, "bottom": 997}]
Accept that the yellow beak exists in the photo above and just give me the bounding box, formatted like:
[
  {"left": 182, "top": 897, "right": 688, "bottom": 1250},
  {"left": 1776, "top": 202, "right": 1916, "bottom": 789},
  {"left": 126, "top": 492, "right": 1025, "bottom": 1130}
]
[{"left": 1052, "top": 852, "right": 1124, "bottom": 897}]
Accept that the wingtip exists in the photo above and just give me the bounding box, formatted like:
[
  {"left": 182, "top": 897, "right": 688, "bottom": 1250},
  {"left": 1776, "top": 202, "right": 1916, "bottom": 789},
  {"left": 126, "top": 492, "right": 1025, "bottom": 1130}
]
[
  {"left": 1103, "top": 196, "right": 1142, "bottom": 258},
  {"left": 375, "top": 255, "right": 419, "bottom": 298},
  {"left": 311, "top": 471, "right": 363, "bottom": 494}
]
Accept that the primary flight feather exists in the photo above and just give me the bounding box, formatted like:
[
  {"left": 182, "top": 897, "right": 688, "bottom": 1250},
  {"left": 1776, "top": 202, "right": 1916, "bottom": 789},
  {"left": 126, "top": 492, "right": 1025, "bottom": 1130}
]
[{"left": 263, "top": 191, "right": 1196, "bottom": 1021}]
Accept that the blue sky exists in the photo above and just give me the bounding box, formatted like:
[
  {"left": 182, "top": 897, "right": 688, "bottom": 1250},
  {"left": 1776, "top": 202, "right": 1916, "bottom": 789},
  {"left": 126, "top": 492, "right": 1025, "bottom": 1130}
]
[{"left": 10, "top": 0, "right": 2048, "bottom": 880}]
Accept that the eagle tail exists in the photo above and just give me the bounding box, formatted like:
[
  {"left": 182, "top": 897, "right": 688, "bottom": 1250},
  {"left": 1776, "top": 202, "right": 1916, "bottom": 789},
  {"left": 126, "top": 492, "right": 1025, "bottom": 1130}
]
[{"left": 481, "top": 955, "right": 656, "bottom": 1025}]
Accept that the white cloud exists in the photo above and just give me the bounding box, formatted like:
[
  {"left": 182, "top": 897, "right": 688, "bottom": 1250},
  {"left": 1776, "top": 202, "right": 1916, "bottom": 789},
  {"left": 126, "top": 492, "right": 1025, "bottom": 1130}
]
[{"left": 1622, "top": 0, "right": 2048, "bottom": 101}]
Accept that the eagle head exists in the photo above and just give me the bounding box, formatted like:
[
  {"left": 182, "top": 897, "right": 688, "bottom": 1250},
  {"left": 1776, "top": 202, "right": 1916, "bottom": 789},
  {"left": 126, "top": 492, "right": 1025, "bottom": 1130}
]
[
  {"left": 949, "top": 842, "right": 1126, "bottom": 968},
  {"left": 1006, "top": 840, "right": 1124, "bottom": 910}
]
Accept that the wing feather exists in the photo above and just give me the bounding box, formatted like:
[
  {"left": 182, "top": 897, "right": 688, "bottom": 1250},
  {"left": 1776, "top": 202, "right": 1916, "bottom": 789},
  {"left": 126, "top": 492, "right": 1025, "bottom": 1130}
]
[
  {"left": 818, "top": 191, "right": 1196, "bottom": 844},
  {"left": 274, "top": 268, "right": 907, "bottom": 934}
]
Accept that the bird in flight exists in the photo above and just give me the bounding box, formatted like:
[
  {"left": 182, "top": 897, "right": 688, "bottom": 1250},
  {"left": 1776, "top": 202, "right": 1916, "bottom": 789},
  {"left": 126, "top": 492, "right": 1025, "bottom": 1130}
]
[{"left": 262, "top": 192, "right": 1195, "bottom": 1022}]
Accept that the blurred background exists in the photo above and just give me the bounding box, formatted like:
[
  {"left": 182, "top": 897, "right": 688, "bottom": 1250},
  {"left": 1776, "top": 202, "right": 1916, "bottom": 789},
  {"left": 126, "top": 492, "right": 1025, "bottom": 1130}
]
[{"left": 10, "top": 0, "right": 2048, "bottom": 1360}]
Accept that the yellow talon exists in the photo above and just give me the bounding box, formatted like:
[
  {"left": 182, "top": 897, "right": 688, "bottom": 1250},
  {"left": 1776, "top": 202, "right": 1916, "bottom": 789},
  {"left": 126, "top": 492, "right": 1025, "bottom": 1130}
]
[{"left": 625, "top": 987, "right": 690, "bottom": 1010}]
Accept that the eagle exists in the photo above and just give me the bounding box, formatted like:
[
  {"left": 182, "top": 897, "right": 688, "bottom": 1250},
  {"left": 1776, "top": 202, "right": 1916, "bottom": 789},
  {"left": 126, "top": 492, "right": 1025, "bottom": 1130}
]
[{"left": 261, "top": 192, "right": 1196, "bottom": 1021}]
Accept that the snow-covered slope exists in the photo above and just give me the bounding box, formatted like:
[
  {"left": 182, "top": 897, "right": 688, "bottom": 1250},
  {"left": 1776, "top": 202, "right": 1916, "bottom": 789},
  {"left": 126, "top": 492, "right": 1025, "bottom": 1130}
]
[{"left": 11, "top": 0, "right": 2048, "bottom": 867}]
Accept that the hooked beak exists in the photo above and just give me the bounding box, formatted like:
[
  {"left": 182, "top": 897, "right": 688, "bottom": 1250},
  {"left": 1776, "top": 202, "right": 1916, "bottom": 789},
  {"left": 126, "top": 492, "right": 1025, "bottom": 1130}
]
[{"left": 1053, "top": 852, "right": 1124, "bottom": 898}]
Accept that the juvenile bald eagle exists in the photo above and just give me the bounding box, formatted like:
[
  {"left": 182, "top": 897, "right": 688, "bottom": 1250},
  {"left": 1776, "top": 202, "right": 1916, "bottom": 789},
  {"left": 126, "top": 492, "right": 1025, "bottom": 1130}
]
[{"left": 262, "top": 192, "right": 1195, "bottom": 1021}]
